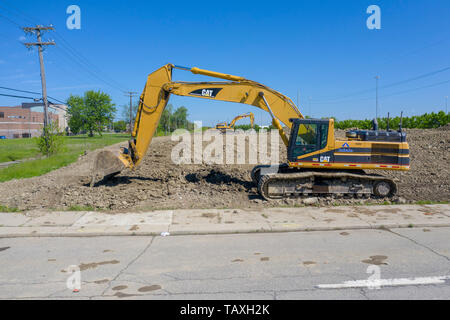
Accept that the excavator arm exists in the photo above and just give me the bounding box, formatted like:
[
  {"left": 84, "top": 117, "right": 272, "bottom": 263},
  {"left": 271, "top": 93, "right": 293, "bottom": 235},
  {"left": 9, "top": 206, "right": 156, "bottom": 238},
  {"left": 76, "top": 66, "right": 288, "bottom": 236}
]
[{"left": 92, "top": 64, "right": 303, "bottom": 182}]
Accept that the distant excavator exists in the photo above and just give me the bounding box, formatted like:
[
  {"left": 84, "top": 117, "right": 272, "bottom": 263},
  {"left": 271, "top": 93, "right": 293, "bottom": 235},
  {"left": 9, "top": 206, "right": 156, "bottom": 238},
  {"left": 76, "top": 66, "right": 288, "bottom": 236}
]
[
  {"left": 215, "top": 112, "right": 255, "bottom": 133},
  {"left": 92, "top": 64, "right": 410, "bottom": 200}
]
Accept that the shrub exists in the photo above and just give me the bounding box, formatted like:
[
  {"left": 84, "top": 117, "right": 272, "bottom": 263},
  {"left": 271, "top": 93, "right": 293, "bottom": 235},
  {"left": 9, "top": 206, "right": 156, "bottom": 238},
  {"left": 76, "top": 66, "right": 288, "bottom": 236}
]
[
  {"left": 334, "top": 111, "right": 449, "bottom": 130},
  {"left": 37, "top": 122, "right": 65, "bottom": 156}
]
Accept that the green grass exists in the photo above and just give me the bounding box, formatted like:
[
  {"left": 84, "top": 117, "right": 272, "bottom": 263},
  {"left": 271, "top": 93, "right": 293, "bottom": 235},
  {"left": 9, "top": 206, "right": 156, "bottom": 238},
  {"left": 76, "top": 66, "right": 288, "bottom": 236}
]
[
  {"left": 66, "top": 205, "right": 95, "bottom": 211},
  {"left": 0, "top": 204, "right": 20, "bottom": 212},
  {"left": 0, "top": 137, "right": 41, "bottom": 162},
  {"left": 414, "top": 200, "right": 449, "bottom": 205},
  {"left": 0, "top": 133, "right": 130, "bottom": 182}
]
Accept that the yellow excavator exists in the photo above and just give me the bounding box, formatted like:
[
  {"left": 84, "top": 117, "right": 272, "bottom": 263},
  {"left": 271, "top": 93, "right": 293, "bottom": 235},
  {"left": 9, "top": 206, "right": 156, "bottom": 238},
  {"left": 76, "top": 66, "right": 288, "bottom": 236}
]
[
  {"left": 215, "top": 112, "right": 255, "bottom": 133},
  {"left": 93, "top": 64, "right": 410, "bottom": 199}
]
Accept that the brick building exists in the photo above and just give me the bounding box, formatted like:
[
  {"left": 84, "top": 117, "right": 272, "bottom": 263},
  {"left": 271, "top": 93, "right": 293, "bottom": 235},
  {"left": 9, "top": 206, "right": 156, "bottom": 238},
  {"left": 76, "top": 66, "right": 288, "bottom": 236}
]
[{"left": 0, "top": 103, "right": 66, "bottom": 139}]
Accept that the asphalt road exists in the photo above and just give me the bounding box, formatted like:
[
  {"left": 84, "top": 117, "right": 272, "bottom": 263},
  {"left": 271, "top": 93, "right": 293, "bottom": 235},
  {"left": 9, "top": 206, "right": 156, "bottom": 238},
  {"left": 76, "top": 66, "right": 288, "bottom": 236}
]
[{"left": 0, "top": 227, "right": 449, "bottom": 299}]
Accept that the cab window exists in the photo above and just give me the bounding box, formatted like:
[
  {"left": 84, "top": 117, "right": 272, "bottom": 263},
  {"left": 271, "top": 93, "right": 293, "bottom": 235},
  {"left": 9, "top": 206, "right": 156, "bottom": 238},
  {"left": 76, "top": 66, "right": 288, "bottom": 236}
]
[
  {"left": 291, "top": 122, "right": 328, "bottom": 158},
  {"left": 319, "top": 124, "right": 328, "bottom": 149},
  {"left": 294, "top": 124, "right": 318, "bottom": 156},
  {"left": 295, "top": 124, "right": 317, "bottom": 146}
]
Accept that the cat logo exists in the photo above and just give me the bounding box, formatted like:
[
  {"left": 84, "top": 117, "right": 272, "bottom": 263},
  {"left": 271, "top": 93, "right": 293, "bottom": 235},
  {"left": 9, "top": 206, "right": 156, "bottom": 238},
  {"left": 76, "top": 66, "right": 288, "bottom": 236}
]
[
  {"left": 189, "top": 88, "right": 222, "bottom": 98},
  {"left": 320, "top": 156, "right": 330, "bottom": 163},
  {"left": 202, "top": 89, "right": 213, "bottom": 97}
]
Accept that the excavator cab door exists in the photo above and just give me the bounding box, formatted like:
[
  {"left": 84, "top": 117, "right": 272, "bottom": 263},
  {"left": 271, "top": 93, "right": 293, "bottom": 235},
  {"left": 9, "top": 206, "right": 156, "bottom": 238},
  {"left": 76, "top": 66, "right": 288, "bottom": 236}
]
[{"left": 287, "top": 119, "right": 330, "bottom": 162}]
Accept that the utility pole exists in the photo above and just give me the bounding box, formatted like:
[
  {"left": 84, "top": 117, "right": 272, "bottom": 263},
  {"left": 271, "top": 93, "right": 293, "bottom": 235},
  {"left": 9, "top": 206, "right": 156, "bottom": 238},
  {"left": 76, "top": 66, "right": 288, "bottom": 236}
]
[
  {"left": 375, "top": 75, "right": 380, "bottom": 120},
  {"left": 23, "top": 25, "right": 55, "bottom": 129},
  {"left": 124, "top": 91, "right": 138, "bottom": 133}
]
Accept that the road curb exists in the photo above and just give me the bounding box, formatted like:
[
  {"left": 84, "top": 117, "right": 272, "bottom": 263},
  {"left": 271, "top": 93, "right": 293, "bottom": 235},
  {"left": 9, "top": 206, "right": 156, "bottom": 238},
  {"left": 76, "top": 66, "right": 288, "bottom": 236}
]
[
  {"left": 1, "top": 222, "right": 449, "bottom": 238},
  {"left": 1, "top": 204, "right": 448, "bottom": 238}
]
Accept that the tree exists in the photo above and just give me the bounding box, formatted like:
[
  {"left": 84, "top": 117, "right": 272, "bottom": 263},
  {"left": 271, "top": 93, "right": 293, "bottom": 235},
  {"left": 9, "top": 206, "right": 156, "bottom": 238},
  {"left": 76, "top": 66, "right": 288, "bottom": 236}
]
[
  {"left": 113, "top": 120, "right": 127, "bottom": 132},
  {"left": 67, "top": 90, "right": 116, "bottom": 137},
  {"left": 66, "top": 95, "right": 84, "bottom": 135},
  {"left": 158, "top": 104, "right": 174, "bottom": 134},
  {"left": 172, "top": 106, "right": 188, "bottom": 128},
  {"left": 156, "top": 105, "right": 192, "bottom": 134}
]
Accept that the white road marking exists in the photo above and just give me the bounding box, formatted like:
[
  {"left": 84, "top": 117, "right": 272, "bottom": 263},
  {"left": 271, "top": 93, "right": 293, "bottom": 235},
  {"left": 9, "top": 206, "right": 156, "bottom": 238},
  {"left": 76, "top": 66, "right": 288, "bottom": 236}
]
[{"left": 317, "top": 275, "right": 450, "bottom": 289}]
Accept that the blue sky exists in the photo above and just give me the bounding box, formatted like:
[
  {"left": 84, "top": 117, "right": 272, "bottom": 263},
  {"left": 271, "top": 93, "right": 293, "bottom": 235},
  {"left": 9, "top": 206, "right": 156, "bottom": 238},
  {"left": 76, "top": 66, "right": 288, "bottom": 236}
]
[{"left": 0, "top": 0, "right": 449, "bottom": 126}]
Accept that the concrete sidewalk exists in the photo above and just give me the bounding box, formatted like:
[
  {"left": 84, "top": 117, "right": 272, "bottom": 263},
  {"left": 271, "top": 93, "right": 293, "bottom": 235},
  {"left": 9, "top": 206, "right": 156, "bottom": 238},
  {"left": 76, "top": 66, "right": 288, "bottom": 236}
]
[{"left": 0, "top": 204, "right": 449, "bottom": 238}]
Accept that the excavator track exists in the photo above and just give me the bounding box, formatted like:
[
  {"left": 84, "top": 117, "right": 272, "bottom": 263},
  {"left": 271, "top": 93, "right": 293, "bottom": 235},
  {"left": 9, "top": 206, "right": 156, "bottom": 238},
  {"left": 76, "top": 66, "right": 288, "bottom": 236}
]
[{"left": 255, "top": 167, "right": 397, "bottom": 200}]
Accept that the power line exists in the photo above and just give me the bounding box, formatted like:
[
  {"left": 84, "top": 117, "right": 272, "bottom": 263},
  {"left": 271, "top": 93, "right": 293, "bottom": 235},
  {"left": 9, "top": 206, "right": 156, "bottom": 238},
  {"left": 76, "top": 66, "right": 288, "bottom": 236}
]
[
  {"left": 0, "top": 0, "right": 36, "bottom": 25},
  {"left": 0, "top": 86, "right": 66, "bottom": 105},
  {"left": 0, "top": 4, "right": 69, "bottom": 108},
  {"left": 381, "top": 67, "right": 450, "bottom": 90},
  {"left": 381, "top": 79, "right": 450, "bottom": 99},
  {"left": 0, "top": 94, "right": 66, "bottom": 112},
  {"left": 0, "top": 1, "right": 129, "bottom": 93},
  {"left": 47, "top": 96, "right": 66, "bottom": 104},
  {"left": 0, "top": 93, "right": 37, "bottom": 100},
  {"left": 48, "top": 46, "right": 107, "bottom": 88},
  {"left": 53, "top": 42, "right": 127, "bottom": 92},
  {"left": 0, "top": 86, "right": 40, "bottom": 95},
  {"left": 52, "top": 31, "right": 129, "bottom": 91},
  {"left": 376, "top": 36, "right": 450, "bottom": 68},
  {"left": 0, "top": 12, "right": 22, "bottom": 28},
  {"left": 50, "top": 28, "right": 129, "bottom": 91},
  {"left": 311, "top": 78, "right": 450, "bottom": 105},
  {"left": 53, "top": 43, "right": 126, "bottom": 92},
  {"left": 314, "top": 66, "right": 450, "bottom": 102}
]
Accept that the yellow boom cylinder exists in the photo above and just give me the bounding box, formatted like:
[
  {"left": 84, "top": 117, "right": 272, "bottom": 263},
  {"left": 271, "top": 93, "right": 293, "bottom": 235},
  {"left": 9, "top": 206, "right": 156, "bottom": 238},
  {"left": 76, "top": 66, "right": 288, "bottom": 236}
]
[{"left": 190, "top": 67, "right": 246, "bottom": 82}]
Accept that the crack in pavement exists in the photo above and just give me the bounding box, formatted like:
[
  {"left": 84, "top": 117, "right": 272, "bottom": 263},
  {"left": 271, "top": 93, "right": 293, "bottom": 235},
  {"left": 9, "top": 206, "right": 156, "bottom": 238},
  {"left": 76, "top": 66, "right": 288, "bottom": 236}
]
[
  {"left": 386, "top": 229, "right": 450, "bottom": 262},
  {"left": 98, "top": 236, "right": 155, "bottom": 298}
]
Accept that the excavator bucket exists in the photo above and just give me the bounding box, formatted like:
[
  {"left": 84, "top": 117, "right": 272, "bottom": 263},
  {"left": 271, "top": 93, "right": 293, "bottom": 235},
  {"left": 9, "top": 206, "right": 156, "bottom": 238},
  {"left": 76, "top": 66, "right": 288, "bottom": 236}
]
[
  {"left": 90, "top": 149, "right": 127, "bottom": 186},
  {"left": 89, "top": 64, "right": 174, "bottom": 186}
]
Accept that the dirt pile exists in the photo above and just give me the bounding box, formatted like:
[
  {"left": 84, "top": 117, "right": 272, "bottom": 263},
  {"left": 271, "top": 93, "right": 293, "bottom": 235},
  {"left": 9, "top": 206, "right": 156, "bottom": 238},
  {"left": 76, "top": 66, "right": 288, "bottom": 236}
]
[{"left": 0, "top": 127, "right": 448, "bottom": 212}]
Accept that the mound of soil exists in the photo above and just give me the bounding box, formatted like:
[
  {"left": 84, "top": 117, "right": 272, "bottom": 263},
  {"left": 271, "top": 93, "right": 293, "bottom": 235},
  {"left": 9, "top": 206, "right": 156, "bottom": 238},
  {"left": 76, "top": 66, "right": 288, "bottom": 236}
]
[{"left": 0, "top": 127, "right": 448, "bottom": 212}]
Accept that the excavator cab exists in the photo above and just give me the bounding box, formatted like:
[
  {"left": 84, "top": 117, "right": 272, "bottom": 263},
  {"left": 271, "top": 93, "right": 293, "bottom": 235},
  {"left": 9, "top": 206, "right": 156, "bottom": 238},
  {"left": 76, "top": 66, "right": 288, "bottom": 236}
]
[{"left": 287, "top": 119, "right": 331, "bottom": 162}]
